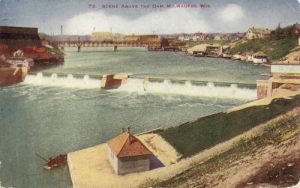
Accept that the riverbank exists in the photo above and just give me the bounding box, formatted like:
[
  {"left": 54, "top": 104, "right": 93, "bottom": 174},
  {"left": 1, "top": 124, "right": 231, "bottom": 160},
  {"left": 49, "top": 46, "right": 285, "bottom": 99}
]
[
  {"left": 158, "top": 106, "right": 300, "bottom": 187},
  {"left": 66, "top": 89, "right": 300, "bottom": 188},
  {"left": 159, "top": 91, "right": 300, "bottom": 158},
  {"left": 179, "top": 38, "right": 299, "bottom": 66}
]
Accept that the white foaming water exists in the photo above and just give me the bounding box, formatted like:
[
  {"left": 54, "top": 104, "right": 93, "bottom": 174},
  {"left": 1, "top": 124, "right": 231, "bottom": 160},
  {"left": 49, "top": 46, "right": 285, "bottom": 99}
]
[
  {"left": 117, "top": 78, "right": 257, "bottom": 100},
  {"left": 24, "top": 73, "right": 101, "bottom": 89},
  {"left": 24, "top": 74, "right": 256, "bottom": 100}
]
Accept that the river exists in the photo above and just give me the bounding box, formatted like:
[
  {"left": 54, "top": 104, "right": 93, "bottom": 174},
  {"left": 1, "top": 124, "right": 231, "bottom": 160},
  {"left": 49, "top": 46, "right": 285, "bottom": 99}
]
[{"left": 0, "top": 47, "right": 269, "bottom": 188}]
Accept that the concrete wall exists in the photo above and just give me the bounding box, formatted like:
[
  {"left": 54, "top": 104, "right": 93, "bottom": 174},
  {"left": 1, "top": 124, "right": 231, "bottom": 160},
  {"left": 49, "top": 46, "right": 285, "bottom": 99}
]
[
  {"left": 257, "top": 80, "right": 269, "bottom": 99},
  {"left": 271, "top": 64, "right": 300, "bottom": 74},
  {"left": 117, "top": 155, "right": 150, "bottom": 175},
  {"left": 107, "top": 147, "right": 118, "bottom": 174}
]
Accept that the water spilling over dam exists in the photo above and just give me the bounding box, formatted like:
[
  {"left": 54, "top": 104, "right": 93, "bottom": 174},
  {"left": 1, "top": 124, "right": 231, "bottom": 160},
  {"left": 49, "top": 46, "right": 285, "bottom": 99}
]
[{"left": 24, "top": 72, "right": 257, "bottom": 100}]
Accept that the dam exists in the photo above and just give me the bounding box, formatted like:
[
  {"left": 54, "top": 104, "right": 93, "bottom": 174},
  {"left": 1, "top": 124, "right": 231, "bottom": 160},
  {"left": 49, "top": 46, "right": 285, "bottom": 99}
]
[
  {"left": 24, "top": 72, "right": 257, "bottom": 100},
  {"left": 0, "top": 47, "right": 269, "bottom": 188}
]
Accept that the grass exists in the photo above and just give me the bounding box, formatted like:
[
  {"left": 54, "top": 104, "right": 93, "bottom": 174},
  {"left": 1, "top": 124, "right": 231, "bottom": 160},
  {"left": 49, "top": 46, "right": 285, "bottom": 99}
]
[
  {"left": 230, "top": 38, "right": 298, "bottom": 60},
  {"left": 158, "top": 106, "right": 300, "bottom": 187},
  {"left": 139, "top": 178, "right": 161, "bottom": 188},
  {"left": 187, "top": 40, "right": 232, "bottom": 48},
  {"left": 159, "top": 95, "right": 300, "bottom": 158}
]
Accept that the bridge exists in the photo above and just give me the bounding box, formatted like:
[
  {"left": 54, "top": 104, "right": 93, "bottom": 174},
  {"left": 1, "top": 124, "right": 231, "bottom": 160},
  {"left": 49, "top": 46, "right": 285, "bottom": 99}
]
[{"left": 52, "top": 40, "right": 161, "bottom": 49}]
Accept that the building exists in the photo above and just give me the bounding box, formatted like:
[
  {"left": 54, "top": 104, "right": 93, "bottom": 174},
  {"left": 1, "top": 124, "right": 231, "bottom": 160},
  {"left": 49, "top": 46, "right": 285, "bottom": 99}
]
[
  {"left": 106, "top": 128, "right": 153, "bottom": 175},
  {"left": 256, "top": 64, "right": 300, "bottom": 99},
  {"left": 187, "top": 44, "right": 222, "bottom": 57},
  {"left": 246, "top": 27, "right": 271, "bottom": 40},
  {"left": 192, "top": 32, "right": 205, "bottom": 41},
  {"left": 91, "top": 32, "right": 124, "bottom": 42},
  {"left": 178, "top": 33, "right": 193, "bottom": 41},
  {"left": 123, "top": 34, "right": 160, "bottom": 43},
  {"left": 247, "top": 51, "right": 269, "bottom": 64},
  {"left": 214, "top": 34, "right": 222, "bottom": 41},
  {"left": 292, "top": 23, "right": 300, "bottom": 37},
  {"left": 227, "top": 33, "right": 246, "bottom": 41},
  {"left": 0, "top": 26, "right": 41, "bottom": 51},
  {"left": 206, "top": 44, "right": 222, "bottom": 57}
]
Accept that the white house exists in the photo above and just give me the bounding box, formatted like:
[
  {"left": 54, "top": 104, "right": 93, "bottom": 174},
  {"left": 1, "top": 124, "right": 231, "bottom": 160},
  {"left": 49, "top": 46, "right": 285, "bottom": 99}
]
[
  {"left": 192, "top": 33, "right": 205, "bottom": 41},
  {"left": 178, "top": 33, "right": 193, "bottom": 41},
  {"left": 247, "top": 51, "right": 269, "bottom": 64},
  {"left": 246, "top": 27, "right": 271, "bottom": 40}
]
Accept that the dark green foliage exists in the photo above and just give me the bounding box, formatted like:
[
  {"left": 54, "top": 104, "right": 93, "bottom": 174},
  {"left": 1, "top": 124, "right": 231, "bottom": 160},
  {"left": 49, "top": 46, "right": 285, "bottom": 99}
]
[
  {"left": 230, "top": 38, "right": 297, "bottom": 60},
  {"left": 159, "top": 96, "right": 300, "bottom": 158},
  {"left": 271, "top": 25, "right": 293, "bottom": 40},
  {"left": 158, "top": 109, "right": 299, "bottom": 187}
]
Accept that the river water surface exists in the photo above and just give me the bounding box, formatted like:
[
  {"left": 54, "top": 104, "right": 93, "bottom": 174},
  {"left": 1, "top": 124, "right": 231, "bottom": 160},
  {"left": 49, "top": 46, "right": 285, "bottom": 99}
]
[{"left": 0, "top": 47, "right": 269, "bottom": 188}]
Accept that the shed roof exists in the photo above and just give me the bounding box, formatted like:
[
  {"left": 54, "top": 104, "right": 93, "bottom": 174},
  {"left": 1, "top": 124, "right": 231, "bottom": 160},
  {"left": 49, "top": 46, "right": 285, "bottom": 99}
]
[{"left": 107, "top": 132, "right": 152, "bottom": 158}]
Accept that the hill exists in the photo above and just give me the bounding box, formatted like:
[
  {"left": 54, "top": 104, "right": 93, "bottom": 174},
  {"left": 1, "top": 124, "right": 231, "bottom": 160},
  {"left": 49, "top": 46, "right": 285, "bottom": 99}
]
[{"left": 230, "top": 38, "right": 298, "bottom": 60}]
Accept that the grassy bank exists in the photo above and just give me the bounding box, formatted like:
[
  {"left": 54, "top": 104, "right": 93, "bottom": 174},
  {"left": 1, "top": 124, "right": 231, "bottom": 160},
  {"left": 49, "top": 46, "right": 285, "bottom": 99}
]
[
  {"left": 187, "top": 40, "right": 231, "bottom": 48},
  {"left": 230, "top": 38, "right": 298, "bottom": 60},
  {"left": 159, "top": 95, "right": 300, "bottom": 158},
  {"left": 157, "top": 106, "right": 300, "bottom": 187}
]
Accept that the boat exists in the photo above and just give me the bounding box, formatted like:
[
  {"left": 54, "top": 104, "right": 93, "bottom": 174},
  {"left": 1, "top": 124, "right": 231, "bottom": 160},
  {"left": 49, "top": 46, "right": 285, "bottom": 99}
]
[
  {"left": 0, "top": 57, "right": 30, "bottom": 87},
  {"left": 43, "top": 154, "right": 67, "bottom": 170}
]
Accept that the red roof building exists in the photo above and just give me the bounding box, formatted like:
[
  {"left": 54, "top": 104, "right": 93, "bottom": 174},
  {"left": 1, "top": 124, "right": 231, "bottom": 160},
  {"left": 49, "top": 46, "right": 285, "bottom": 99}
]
[{"left": 106, "top": 129, "right": 152, "bottom": 175}]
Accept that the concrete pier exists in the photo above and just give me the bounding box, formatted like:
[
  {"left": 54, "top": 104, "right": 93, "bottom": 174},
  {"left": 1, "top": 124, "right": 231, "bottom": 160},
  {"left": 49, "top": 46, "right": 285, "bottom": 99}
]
[{"left": 67, "top": 133, "right": 180, "bottom": 188}]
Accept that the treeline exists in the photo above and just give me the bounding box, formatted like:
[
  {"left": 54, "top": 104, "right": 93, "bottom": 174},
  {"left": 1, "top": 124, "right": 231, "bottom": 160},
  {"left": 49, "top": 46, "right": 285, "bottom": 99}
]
[{"left": 270, "top": 24, "right": 297, "bottom": 40}]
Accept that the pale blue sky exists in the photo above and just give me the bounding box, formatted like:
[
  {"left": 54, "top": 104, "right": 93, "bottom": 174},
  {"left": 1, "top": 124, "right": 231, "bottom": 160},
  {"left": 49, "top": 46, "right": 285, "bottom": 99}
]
[{"left": 0, "top": 0, "right": 299, "bottom": 34}]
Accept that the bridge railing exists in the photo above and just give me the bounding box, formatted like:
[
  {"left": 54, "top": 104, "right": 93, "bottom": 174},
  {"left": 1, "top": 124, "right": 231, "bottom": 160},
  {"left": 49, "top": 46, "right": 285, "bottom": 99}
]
[{"left": 52, "top": 40, "right": 161, "bottom": 48}]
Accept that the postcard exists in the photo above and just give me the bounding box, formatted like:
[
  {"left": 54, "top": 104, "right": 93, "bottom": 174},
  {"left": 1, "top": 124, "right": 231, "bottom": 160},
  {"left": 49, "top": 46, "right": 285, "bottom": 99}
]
[{"left": 0, "top": 0, "right": 300, "bottom": 187}]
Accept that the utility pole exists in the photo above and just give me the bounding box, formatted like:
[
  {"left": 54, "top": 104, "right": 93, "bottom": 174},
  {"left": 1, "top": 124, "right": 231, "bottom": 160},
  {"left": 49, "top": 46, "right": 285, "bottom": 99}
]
[
  {"left": 77, "top": 36, "right": 81, "bottom": 52},
  {"left": 60, "top": 25, "right": 64, "bottom": 50}
]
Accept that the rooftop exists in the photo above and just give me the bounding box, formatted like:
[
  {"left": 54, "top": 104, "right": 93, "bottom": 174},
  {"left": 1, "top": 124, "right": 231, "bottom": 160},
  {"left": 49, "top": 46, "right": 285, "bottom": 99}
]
[
  {"left": 107, "top": 131, "right": 152, "bottom": 158},
  {"left": 254, "top": 51, "right": 268, "bottom": 57},
  {"left": 248, "top": 27, "right": 271, "bottom": 35}
]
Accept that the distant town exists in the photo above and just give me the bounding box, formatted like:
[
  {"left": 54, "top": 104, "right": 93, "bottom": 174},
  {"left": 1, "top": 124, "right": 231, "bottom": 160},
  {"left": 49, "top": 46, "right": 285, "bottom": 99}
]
[{"left": 38, "top": 22, "right": 300, "bottom": 63}]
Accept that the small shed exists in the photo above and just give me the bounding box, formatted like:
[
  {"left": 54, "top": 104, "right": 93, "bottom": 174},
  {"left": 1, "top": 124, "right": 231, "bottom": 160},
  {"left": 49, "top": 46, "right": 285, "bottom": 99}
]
[{"left": 106, "top": 129, "right": 152, "bottom": 175}]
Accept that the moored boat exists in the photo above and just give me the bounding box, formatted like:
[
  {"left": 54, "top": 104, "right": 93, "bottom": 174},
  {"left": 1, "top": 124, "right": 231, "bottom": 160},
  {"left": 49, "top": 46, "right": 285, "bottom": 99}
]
[{"left": 43, "top": 154, "right": 67, "bottom": 170}]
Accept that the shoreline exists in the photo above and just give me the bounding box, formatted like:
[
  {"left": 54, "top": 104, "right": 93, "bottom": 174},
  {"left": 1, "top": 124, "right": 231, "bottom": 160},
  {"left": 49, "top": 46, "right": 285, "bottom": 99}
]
[{"left": 66, "top": 89, "right": 300, "bottom": 188}]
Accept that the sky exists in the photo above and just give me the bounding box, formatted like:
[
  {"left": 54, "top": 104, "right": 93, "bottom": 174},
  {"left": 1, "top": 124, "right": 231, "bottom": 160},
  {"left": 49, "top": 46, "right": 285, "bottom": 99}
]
[{"left": 0, "top": 0, "right": 299, "bottom": 35}]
